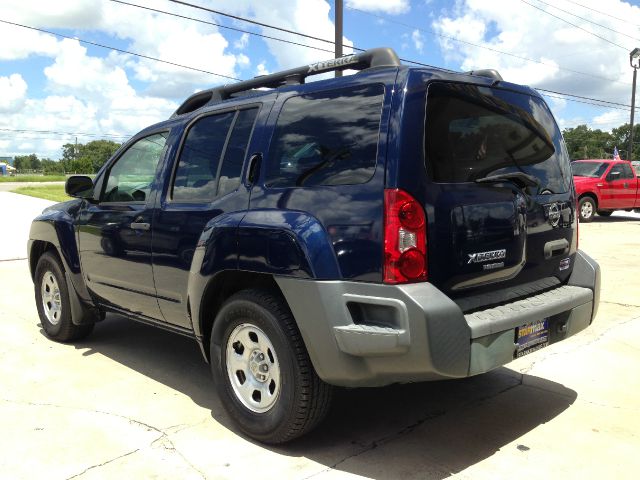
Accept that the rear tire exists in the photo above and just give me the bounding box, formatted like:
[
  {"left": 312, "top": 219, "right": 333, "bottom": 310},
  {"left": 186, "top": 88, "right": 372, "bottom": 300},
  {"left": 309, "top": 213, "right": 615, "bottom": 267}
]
[
  {"left": 597, "top": 210, "right": 613, "bottom": 217},
  {"left": 579, "top": 197, "right": 596, "bottom": 222},
  {"left": 210, "top": 289, "right": 332, "bottom": 444},
  {"left": 34, "top": 252, "right": 94, "bottom": 342}
]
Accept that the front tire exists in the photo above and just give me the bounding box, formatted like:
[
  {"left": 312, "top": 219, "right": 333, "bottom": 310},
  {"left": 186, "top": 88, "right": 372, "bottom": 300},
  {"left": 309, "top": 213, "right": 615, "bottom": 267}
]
[
  {"left": 579, "top": 197, "right": 596, "bottom": 222},
  {"left": 210, "top": 289, "right": 332, "bottom": 444},
  {"left": 34, "top": 252, "right": 94, "bottom": 342}
]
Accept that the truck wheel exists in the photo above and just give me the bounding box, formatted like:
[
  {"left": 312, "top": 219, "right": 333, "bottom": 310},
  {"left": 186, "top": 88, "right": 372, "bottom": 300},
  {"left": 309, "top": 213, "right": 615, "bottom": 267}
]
[
  {"left": 579, "top": 197, "right": 596, "bottom": 222},
  {"left": 210, "top": 289, "right": 332, "bottom": 444},
  {"left": 35, "top": 252, "right": 94, "bottom": 342},
  {"left": 597, "top": 210, "right": 613, "bottom": 217}
]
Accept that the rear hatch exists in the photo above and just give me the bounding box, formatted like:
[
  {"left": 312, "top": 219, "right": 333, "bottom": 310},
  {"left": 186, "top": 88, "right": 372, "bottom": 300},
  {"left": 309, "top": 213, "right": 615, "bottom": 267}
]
[{"left": 421, "top": 81, "right": 575, "bottom": 308}]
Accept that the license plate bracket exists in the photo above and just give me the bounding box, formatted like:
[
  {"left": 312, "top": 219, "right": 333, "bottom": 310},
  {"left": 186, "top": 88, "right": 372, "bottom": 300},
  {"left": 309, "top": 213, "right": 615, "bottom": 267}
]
[{"left": 515, "top": 319, "right": 549, "bottom": 358}]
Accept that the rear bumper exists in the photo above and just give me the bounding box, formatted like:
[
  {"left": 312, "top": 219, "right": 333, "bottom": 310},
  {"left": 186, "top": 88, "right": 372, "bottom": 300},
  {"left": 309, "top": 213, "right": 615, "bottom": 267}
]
[{"left": 276, "top": 250, "right": 600, "bottom": 387}]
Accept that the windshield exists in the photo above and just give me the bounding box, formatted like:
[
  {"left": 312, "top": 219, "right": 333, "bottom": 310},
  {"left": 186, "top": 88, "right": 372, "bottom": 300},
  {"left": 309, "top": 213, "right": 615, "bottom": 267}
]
[
  {"left": 571, "top": 161, "right": 607, "bottom": 178},
  {"left": 424, "top": 82, "right": 571, "bottom": 194}
]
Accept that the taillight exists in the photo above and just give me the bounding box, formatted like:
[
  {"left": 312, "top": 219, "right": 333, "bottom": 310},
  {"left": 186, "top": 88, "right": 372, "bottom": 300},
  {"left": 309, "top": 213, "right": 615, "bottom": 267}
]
[{"left": 384, "top": 189, "right": 427, "bottom": 284}]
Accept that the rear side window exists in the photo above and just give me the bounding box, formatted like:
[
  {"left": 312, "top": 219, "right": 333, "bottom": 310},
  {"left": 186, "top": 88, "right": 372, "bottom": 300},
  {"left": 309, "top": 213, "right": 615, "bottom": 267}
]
[
  {"left": 621, "top": 163, "right": 635, "bottom": 179},
  {"left": 172, "top": 107, "right": 258, "bottom": 202},
  {"left": 425, "top": 82, "right": 570, "bottom": 194},
  {"left": 266, "top": 84, "right": 384, "bottom": 188}
]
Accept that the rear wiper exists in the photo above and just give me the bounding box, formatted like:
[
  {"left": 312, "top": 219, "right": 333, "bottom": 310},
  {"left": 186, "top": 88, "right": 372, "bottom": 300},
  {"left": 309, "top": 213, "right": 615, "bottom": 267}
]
[{"left": 475, "top": 172, "right": 540, "bottom": 189}]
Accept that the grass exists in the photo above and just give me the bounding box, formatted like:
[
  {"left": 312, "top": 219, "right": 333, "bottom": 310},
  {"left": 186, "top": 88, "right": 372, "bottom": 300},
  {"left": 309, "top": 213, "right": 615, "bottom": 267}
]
[
  {"left": 0, "top": 175, "right": 67, "bottom": 182},
  {"left": 12, "top": 184, "right": 71, "bottom": 203}
]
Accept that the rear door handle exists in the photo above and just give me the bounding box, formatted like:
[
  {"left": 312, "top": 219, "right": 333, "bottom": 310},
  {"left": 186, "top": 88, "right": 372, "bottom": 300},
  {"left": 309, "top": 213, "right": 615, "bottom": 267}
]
[{"left": 130, "top": 222, "right": 150, "bottom": 231}]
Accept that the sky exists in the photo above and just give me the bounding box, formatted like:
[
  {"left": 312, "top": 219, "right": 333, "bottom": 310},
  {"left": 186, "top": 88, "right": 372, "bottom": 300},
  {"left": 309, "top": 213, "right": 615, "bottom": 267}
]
[{"left": 2, "top": 0, "right": 640, "bottom": 160}]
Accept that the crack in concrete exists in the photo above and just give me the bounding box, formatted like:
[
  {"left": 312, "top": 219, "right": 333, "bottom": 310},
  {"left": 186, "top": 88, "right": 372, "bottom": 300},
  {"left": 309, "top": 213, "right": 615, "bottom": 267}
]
[
  {"left": 0, "top": 398, "right": 207, "bottom": 480},
  {"left": 577, "top": 398, "right": 640, "bottom": 412},
  {"left": 65, "top": 448, "right": 140, "bottom": 479},
  {"left": 600, "top": 300, "right": 640, "bottom": 308}
]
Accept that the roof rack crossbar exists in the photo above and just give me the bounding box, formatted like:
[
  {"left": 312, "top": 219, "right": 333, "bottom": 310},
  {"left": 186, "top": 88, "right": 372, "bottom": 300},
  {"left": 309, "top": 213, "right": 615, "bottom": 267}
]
[{"left": 172, "top": 47, "right": 401, "bottom": 117}]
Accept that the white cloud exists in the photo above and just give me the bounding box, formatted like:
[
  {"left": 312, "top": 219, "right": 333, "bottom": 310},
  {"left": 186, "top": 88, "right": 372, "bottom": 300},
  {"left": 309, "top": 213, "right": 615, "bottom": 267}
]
[
  {"left": 411, "top": 29, "right": 424, "bottom": 53},
  {"left": 346, "top": 0, "right": 410, "bottom": 15},
  {"left": 0, "top": 74, "right": 28, "bottom": 112},
  {"left": 256, "top": 62, "right": 270, "bottom": 76},
  {"left": 431, "top": 0, "right": 640, "bottom": 125},
  {"left": 234, "top": 33, "right": 250, "bottom": 50}
]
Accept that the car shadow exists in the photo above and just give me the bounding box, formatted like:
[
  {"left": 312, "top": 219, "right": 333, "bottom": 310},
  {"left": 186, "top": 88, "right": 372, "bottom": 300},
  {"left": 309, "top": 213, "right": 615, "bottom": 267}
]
[
  {"left": 67, "top": 314, "right": 577, "bottom": 479},
  {"left": 591, "top": 213, "right": 640, "bottom": 223}
]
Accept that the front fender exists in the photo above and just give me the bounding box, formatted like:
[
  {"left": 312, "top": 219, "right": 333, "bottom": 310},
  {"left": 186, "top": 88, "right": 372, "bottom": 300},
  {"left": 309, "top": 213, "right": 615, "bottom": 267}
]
[{"left": 29, "top": 204, "right": 81, "bottom": 275}]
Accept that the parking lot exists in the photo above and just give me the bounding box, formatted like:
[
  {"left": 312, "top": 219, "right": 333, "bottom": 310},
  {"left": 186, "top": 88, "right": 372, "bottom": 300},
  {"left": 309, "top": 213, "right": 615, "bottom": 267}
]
[{"left": 1, "top": 191, "right": 639, "bottom": 479}]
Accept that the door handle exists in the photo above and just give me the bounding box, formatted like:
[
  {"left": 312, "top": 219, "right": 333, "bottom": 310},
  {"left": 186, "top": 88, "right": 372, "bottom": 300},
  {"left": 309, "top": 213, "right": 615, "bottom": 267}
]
[
  {"left": 130, "top": 222, "right": 150, "bottom": 231},
  {"left": 624, "top": 182, "right": 629, "bottom": 188}
]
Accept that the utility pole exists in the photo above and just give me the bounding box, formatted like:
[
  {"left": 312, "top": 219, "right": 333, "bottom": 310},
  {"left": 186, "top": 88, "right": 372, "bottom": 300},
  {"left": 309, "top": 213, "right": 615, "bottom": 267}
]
[
  {"left": 628, "top": 48, "right": 640, "bottom": 161},
  {"left": 335, "top": 0, "right": 343, "bottom": 77}
]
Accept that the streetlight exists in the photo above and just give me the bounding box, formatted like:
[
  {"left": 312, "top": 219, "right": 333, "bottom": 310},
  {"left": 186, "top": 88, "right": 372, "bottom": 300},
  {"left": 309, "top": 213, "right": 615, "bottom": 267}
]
[{"left": 628, "top": 47, "right": 640, "bottom": 162}]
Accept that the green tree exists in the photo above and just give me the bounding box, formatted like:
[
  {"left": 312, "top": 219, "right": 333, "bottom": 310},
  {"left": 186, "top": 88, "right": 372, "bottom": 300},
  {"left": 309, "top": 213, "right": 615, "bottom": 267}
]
[
  {"left": 41, "top": 158, "right": 65, "bottom": 175},
  {"left": 562, "top": 125, "right": 614, "bottom": 160},
  {"left": 13, "top": 153, "right": 40, "bottom": 171},
  {"left": 609, "top": 123, "right": 640, "bottom": 161},
  {"left": 61, "top": 140, "right": 121, "bottom": 173}
]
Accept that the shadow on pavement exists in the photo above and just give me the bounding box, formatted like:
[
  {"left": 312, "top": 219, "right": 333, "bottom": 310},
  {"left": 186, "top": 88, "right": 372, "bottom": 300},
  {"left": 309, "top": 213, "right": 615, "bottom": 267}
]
[
  {"left": 68, "top": 314, "right": 577, "bottom": 479},
  {"left": 591, "top": 214, "right": 640, "bottom": 223}
]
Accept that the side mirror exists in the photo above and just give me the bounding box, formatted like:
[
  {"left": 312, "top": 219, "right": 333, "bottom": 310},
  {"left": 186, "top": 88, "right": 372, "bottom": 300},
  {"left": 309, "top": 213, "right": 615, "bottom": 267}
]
[
  {"left": 65, "top": 175, "right": 94, "bottom": 200},
  {"left": 606, "top": 171, "right": 621, "bottom": 182}
]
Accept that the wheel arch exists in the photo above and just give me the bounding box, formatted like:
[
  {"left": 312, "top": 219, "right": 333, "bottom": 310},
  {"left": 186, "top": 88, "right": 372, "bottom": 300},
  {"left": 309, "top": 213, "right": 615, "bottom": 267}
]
[
  {"left": 196, "top": 270, "right": 286, "bottom": 362},
  {"left": 579, "top": 192, "right": 598, "bottom": 207}
]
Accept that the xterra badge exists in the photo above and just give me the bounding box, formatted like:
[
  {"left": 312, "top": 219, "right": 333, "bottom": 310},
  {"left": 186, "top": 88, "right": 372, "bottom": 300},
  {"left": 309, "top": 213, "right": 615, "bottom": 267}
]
[{"left": 468, "top": 249, "right": 507, "bottom": 264}]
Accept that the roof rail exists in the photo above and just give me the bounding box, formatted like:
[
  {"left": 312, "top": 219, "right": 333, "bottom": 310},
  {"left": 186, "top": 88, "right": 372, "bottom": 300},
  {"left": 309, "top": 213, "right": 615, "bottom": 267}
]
[
  {"left": 171, "top": 47, "right": 401, "bottom": 118},
  {"left": 466, "top": 69, "right": 503, "bottom": 81}
]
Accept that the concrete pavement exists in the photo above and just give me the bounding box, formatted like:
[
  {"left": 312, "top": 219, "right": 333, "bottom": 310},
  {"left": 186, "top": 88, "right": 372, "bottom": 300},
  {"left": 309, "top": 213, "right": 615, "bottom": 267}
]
[
  {"left": 0, "top": 192, "right": 639, "bottom": 479},
  {"left": 0, "top": 192, "right": 55, "bottom": 260}
]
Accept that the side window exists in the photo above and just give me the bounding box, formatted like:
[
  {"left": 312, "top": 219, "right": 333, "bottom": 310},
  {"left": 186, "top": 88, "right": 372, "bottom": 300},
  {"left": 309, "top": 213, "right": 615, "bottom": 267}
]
[
  {"left": 609, "top": 164, "right": 624, "bottom": 179},
  {"left": 103, "top": 132, "right": 167, "bottom": 203},
  {"left": 218, "top": 108, "right": 258, "bottom": 197},
  {"left": 266, "top": 84, "right": 384, "bottom": 188},
  {"left": 172, "top": 107, "right": 258, "bottom": 202},
  {"left": 621, "top": 163, "right": 635, "bottom": 179},
  {"left": 172, "top": 112, "right": 235, "bottom": 202}
]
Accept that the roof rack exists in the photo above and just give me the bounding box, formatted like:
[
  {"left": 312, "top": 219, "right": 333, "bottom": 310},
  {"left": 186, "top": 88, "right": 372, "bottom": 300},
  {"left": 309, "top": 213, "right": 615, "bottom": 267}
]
[
  {"left": 171, "top": 47, "right": 401, "bottom": 118},
  {"left": 465, "top": 69, "right": 503, "bottom": 82}
]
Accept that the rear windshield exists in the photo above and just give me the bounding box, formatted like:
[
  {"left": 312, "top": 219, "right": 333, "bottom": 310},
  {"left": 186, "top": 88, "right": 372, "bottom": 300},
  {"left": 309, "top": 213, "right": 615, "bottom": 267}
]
[
  {"left": 571, "top": 161, "right": 607, "bottom": 178},
  {"left": 425, "top": 82, "right": 570, "bottom": 194}
]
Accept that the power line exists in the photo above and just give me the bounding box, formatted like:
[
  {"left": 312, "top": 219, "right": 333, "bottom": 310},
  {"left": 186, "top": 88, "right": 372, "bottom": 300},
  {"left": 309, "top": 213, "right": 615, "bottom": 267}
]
[
  {"left": 535, "top": 88, "right": 634, "bottom": 109},
  {"left": 1, "top": 13, "right": 633, "bottom": 117},
  {"left": 159, "top": 0, "right": 441, "bottom": 69},
  {"left": 519, "top": 0, "right": 629, "bottom": 51},
  {"left": 345, "top": 4, "right": 630, "bottom": 87},
  {"left": 540, "top": 93, "right": 630, "bottom": 111},
  {"left": 109, "top": 0, "right": 336, "bottom": 55},
  {"left": 163, "top": 0, "right": 635, "bottom": 106},
  {"left": 0, "top": 18, "right": 242, "bottom": 81},
  {"left": 560, "top": 0, "right": 640, "bottom": 27},
  {"left": 532, "top": 0, "right": 640, "bottom": 43}
]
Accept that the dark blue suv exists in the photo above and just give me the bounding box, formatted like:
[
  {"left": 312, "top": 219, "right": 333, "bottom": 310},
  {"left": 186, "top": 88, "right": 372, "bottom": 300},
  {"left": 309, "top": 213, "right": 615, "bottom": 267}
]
[{"left": 28, "top": 48, "right": 600, "bottom": 443}]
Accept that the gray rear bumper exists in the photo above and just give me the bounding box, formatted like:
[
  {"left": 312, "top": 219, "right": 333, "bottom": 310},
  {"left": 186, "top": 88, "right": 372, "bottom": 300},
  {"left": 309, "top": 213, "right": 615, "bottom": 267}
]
[{"left": 276, "top": 250, "right": 600, "bottom": 387}]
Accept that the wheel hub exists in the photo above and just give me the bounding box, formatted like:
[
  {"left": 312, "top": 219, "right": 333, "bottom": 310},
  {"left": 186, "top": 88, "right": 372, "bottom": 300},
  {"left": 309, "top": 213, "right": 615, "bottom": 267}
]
[{"left": 249, "top": 350, "right": 270, "bottom": 382}]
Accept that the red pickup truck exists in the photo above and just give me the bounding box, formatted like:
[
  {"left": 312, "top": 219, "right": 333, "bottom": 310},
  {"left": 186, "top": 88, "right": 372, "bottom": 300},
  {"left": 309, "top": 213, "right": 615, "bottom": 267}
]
[{"left": 572, "top": 159, "right": 640, "bottom": 221}]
